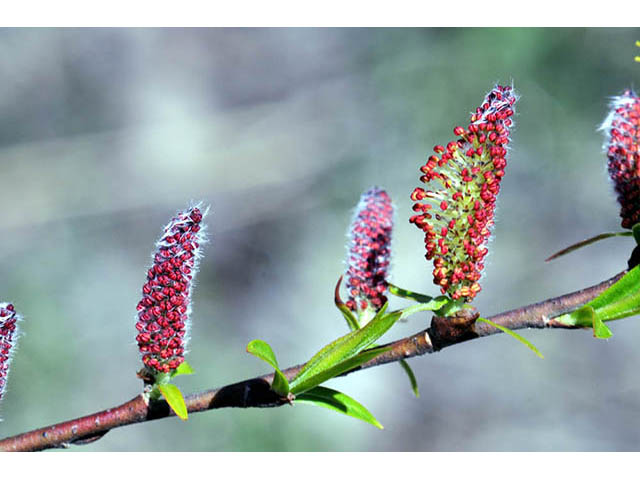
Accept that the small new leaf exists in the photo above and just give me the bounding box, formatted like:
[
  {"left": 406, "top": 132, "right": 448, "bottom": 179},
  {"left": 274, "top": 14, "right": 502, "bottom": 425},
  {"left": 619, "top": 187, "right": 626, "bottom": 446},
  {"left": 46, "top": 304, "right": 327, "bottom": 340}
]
[
  {"left": 387, "top": 283, "right": 464, "bottom": 318},
  {"left": 247, "top": 339, "right": 279, "bottom": 369},
  {"left": 295, "top": 386, "right": 383, "bottom": 429},
  {"left": 246, "top": 339, "right": 290, "bottom": 396},
  {"left": 476, "top": 317, "right": 544, "bottom": 359},
  {"left": 434, "top": 298, "right": 466, "bottom": 317},
  {"left": 398, "top": 297, "right": 451, "bottom": 320},
  {"left": 158, "top": 383, "right": 188, "bottom": 421},
  {"left": 387, "top": 283, "right": 435, "bottom": 303},
  {"left": 171, "top": 361, "right": 195, "bottom": 378}
]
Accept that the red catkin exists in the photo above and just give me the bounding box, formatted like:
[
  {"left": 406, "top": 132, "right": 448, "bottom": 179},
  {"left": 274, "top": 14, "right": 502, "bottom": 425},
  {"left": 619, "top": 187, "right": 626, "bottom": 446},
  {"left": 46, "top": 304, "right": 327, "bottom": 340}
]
[
  {"left": 601, "top": 89, "right": 640, "bottom": 229},
  {"left": 345, "top": 187, "right": 394, "bottom": 314},
  {"left": 0, "top": 302, "right": 20, "bottom": 404},
  {"left": 136, "top": 204, "right": 207, "bottom": 375}
]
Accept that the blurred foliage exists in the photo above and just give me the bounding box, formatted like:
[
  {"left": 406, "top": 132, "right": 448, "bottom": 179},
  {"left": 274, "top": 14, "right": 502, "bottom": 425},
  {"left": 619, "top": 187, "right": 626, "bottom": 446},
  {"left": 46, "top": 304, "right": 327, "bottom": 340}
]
[{"left": 0, "top": 28, "right": 639, "bottom": 451}]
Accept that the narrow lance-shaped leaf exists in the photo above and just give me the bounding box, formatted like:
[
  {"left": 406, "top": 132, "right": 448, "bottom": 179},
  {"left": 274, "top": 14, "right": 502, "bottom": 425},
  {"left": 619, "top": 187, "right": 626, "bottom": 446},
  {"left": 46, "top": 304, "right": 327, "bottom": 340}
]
[
  {"left": 585, "top": 266, "right": 640, "bottom": 317},
  {"left": 290, "top": 345, "right": 392, "bottom": 395},
  {"left": 476, "top": 317, "right": 544, "bottom": 359},
  {"left": 246, "top": 339, "right": 289, "bottom": 396},
  {"left": 343, "top": 282, "right": 419, "bottom": 397},
  {"left": 398, "top": 297, "right": 454, "bottom": 319},
  {"left": 552, "top": 266, "right": 640, "bottom": 335},
  {"left": 398, "top": 359, "right": 419, "bottom": 398},
  {"left": 559, "top": 305, "right": 613, "bottom": 338},
  {"left": 295, "top": 386, "right": 383, "bottom": 429},
  {"left": 387, "top": 283, "right": 436, "bottom": 304},
  {"left": 334, "top": 276, "right": 361, "bottom": 331},
  {"left": 290, "top": 303, "right": 402, "bottom": 394},
  {"left": 545, "top": 231, "right": 631, "bottom": 262},
  {"left": 387, "top": 283, "right": 464, "bottom": 318}
]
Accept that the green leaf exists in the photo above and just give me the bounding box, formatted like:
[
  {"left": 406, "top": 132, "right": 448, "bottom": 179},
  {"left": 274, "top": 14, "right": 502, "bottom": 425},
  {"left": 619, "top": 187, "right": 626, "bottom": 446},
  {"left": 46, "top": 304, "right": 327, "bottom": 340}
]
[
  {"left": 171, "top": 361, "right": 195, "bottom": 378},
  {"left": 434, "top": 298, "right": 466, "bottom": 317},
  {"left": 290, "top": 345, "right": 391, "bottom": 395},
  {"left": 476, "top": 317, "right": 544, "bottom": 359},
  {"left": 398, "top": 297, "right": 451, "bottom": 319},
  {"left": 545, "top": 231, "right": 631, "bottom": 262},
  {"left": 387, "top": 283, "right": 465, "bottom": 318},
  {"left": 388, "top": 283, "right": 435, "bottom": 303},
  {"left": 334, "top": 275, "right": 361, "bottom": 331},
  {"left": 246, "top": 339, "right": 290, "bottom": 396},
  {"left": 589, "top": 306, "right": 613, "bottom": 339},
  {"left": 295, "top": 386, "right": 383, "bottom": 429},
  {"left": 583, "top": 267, "right": 640, "bottom": 321},
  {"left": 158, "top": 383, "right": 188, "bottom": 421},
  {"left": 554, "top": 266, "right": 640, "bottom": 331},
  {"left": 247, "top": 339, "right": 280, "bottom": 369},
  {"left": 398, "top": 359, "right": 419, "bottom": 398},
  {"left": 290, "top": 304, "right": 401, "bottom": 394},
  {"left": 565, "top": 305, "right": 597, "bottom": 327},
  {"left": 271, "top": 370, "right": 290, "bottom": 396},
  {"left": 338, "top": 302, "right": 361, "bottom": 331},
  {"left": 561, "top": 306, "right": 612, "bottom": 339}
]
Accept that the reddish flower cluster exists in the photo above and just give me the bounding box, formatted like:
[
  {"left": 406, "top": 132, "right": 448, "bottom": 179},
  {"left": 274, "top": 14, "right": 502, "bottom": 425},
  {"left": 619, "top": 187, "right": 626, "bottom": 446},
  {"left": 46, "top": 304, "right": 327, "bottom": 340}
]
[
  {"left": 602, "top": 89, "right": 640, "bottom": 229},
  {"left": 0, "top": 303, "right": 20, "bottom": 403},
  {"left": 345, "top": 187, "right": 394, "bottom": 314},
  {"left": 410, "top": 85, "right": 517, "bottom": 302},
  {"left": 136, "top": 205, "right": 207, "bottom": 375}
]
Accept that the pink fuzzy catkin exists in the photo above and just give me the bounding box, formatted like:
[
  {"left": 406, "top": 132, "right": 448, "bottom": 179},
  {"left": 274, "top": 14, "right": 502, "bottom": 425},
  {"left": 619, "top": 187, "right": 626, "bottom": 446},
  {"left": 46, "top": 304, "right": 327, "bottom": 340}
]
[
  {"left": 0, "top": 303, "right": 20, "bottom": 404},
  {"left": 345, "top": 187, "right": 394, "bottom": 314},
  {"left": 601, "top": 89, "right": 640, "bottom": 229},
  {"left": 135, "top": 204, "right": 207, "bottom": 375}
]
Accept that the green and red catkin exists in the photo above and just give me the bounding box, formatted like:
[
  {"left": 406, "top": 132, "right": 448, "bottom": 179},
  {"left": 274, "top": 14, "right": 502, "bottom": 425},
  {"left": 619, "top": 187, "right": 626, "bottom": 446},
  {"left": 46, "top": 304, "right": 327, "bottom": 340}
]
[{"left": 410, "top": 85, "right": 518, "bottom": 302}]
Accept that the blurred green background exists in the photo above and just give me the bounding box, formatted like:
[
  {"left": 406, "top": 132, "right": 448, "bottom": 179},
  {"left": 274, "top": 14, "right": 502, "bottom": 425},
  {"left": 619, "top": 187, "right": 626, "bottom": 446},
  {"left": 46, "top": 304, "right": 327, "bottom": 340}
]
[{"left": 1, "top": 28, "right": 639, "bottom": 451}]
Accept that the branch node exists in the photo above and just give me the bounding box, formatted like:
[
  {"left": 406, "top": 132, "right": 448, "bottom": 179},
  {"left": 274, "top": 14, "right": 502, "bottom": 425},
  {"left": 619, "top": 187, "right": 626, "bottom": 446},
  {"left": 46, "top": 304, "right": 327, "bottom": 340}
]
[{"left": 428, "top": 308, "right": 480, "bottom": 350}]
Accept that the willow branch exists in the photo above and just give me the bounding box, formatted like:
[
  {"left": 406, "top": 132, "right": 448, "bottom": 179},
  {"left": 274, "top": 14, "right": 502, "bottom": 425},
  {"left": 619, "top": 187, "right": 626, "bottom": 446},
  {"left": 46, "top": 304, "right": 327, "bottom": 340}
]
[{"left": 0, "top": 270, "right": 626, "bottom": 452}]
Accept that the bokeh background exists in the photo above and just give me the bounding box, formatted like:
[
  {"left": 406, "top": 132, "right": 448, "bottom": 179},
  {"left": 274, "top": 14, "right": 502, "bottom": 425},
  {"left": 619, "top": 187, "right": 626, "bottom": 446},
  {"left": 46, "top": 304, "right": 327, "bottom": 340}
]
[{"left": 0, "top": 28, "right": 639, "bottom": 451}]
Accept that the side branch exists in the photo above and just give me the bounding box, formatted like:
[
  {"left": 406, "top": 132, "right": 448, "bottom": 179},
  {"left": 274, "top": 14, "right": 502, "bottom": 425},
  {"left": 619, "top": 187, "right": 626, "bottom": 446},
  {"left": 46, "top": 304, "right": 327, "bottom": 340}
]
[{"left": 0, "top": 271, "right": 626, "bottom": 452}]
